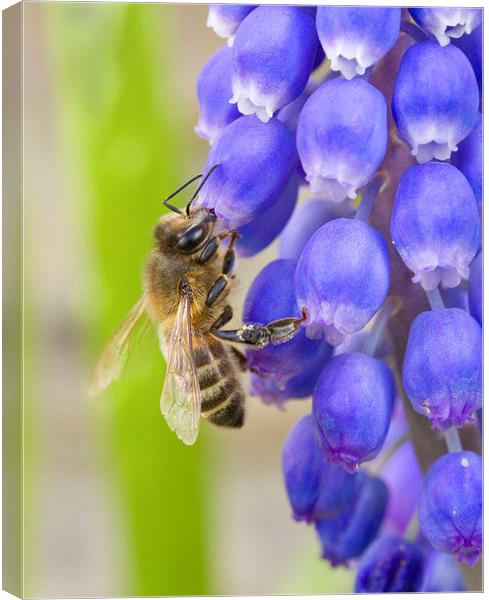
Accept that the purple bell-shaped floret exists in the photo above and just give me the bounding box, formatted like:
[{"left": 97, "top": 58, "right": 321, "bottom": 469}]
[
  {"left": 195, "top": 46, "right": 241, "bottom": 144},
  {"left": 391, "top": 162, "right": 480, "bottom": 290},
  {"left": 230, "top": 6, "right": 318, "bottom": 122},
  {"left": 393, "top": 41, "right": 479, "bottom": 163},
  {"left": 355, "top": 534, "right": 424, "bottom": 592},
  {"left": 315, "top": 472, "right": 388, "bottom": 565},
  {"left": 409, "top": 8, "right": 482, "bottom": 47},
  {"left": 197, "top": 115, "right": 297, "bottom": 229},
  {"left": 403, "top": 308, "right": 482, "bottom": 431},
  {"left": 206, "top": 4, "right": 256, "bottom": 46},
  {"left": 297, "top": 77, "right": 387, "bottom": 200},
  {"left": 243, "top": 259, "right": 332, "bottom": 390},
  {"left": 313, "top": 352, "right": 394, "bottom": 472},
  {"left": 418, "top": 451, "right": 482, "bottom": 566},
  {"left": 295, "top": 218, "right": 390, "bottom": 346},
  {"left": 316, "top": 7, "right": 401, "bottom": 79}
]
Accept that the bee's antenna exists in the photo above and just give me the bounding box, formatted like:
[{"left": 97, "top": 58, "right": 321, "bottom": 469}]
[
  {"left": 162, "top": 173, "right": 203, "bottom": 214},
  {"left": 185, "top": 163, "right": 220, "bottom": 217}
]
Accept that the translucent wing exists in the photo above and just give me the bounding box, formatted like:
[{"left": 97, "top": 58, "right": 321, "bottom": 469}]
[
  {"left": 89, "top": 296, "right": 148, "bottom": 396},
  {"left": 159, "top": 292, "right": 201, "bottom": 445}
]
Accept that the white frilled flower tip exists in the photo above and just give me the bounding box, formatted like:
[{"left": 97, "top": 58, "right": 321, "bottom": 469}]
[
  {"left": 230, "top": 79, "right": 277, "bottom": 123},
  {"left": 422, "top": 9, "right": 482, "bottom": 47},
  {"left": 325, "top": 41, "right": 372, "bottom": 80},
  {"left": 306, "top": 174, "right": 358, "bottom": 204},
  {"left": 407, "top": 122, "right": 459, "bottom": 164},
  {"left": 411, "top": 140, "right": 458, "bottom": 164},
  {"left": 206, "top": 10, "right": 234, "bottom": 45},
  {"left": 411, "top": 263, "right": 469, "bottom": 291},
  {"left": 431, "top": 13, "right": 481, "bottom": 47}
]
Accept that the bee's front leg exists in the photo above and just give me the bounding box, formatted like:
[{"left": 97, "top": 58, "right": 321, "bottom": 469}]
[
  {"left": 211, "top": 309, "right": 307, "bottom": 348},
  {"left": 204, "top": 230, "right": 240, "bottom": 307}
]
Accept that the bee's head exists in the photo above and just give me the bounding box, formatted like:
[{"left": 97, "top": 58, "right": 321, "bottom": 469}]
[{"left": 154, "top": 206, "right": 217, "bottom": 255}]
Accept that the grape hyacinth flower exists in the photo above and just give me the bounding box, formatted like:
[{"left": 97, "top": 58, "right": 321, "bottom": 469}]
[
  {"left": 381, "top": 440, "right": 423, "bottom": 536},
  {"left": 468, "top": 252, "right": 482, "bottom": 326},
  {"left": 297, "top": 77, "right": 387, "bottom": 200},
  {"left": 279, "top": 198, "right": 352, "bottom": 262},
  {"left": 243, "top": 259, "right": 332, "bottom": 389},
  {"left": 409, "top": 8, "right": 482, "bottom": 46},
  {"left": 206, "top": 4, "right": 256, "bottom": 46},
  {"left": 230, "top": 6, "right": 318, "bottom": 122},
  {"left": 236, "top": 173, "right": 298, "bottom": 258},
  {"left": 391, "top": 162, "right": 480, "bottom": 290},
  {"left": 249, "top": 338, "right": 331, "bottom": 407},
  {"left": 452, "top": 113, "right": 482, "bottom": 211},
  {"left": 453, "top": 23, "right": 482, "bottom": 96},
  {"left": 313, "top": 352, "right": 394, "bottom": 472},
  {"left": 197, "top": 115, "right": 297, "bottom": 228},
  {"left": 295, "top": 218, "right": 390, "bottom": 345},
  {"left": 191, "top": 6, "right": 483, "bottom": 592},
  {"left": 403, "top": 308, "right": 482, "bottom": 431},
  {"left": 282, "top": 415, "right": 357, "bottom": 523},
  {"left": 315, "top": 473, "right": 388, "bottom": 565},
  {"left": 194, "top": 46, "right": 240, "bottom": 144},
  {"left": 392, "top": 41, "right": 479, "bottom": 163},
  {"left": 316, "top": 7, "right": 401, "bottom": 79},
  {"left": 418, "top": 451, "right": 482, "bottom": 565},
  {"left": 355, "top": 535, "right": 424, "bottom": 592},
  {"left": 419, "top": 551, "right": 466, "bottom": 592},
  {"left": 276, "top": 81, "right": 316, "bottom": 133}
]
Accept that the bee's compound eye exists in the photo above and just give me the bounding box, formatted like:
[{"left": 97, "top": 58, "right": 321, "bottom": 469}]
[{"left": 175, "top": 224, "right": 207, "bottom": 253}]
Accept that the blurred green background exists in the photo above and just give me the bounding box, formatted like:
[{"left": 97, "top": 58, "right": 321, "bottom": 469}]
[{"left": 23, "top": 3, "right": 353, "bottom": 596}]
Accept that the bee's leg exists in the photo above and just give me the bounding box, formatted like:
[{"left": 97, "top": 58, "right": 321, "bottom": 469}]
[
  {"left": 220, "top": 230, "right": 239, "bottom": 277},
  {"left": 197, "top": 229, "right": 239, "bottom": 273},
  {"left": 204, "top": 230, "right": 240, "bottom": 307},
  {"left": 229, "top": 347, "right": 248, "bottom": 372},
  {"left": 197, "top": 237, "right": 220, "bottom": 264},
  {"left": 211, "top": 309, "right": 307, "bottom": 347},
  {"left": 206, "top": 275, "right": 231, "bottom": 307},
  {"left": 210, "top": 304, "right": 233, "bottom": 330}
]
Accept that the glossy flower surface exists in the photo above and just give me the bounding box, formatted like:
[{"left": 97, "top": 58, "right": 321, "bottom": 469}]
[
  {"left": 282, "top": 415, "right": 357, "bottom": 523},
  {"left": 295, "top": 218, "right": 390, "bottom": 345},
  {"left": 403, "top": 308, "right": 482, "bottom": 430},
  {"left": 391, "top": 162, "right": 480, "bottom": 290},
  {"left": 313, "top": 352, "right": 394, "bottom": 472},
  {"left": 468, "top": 252, "right": 482, "bottom": 326},
  {"left": 197, "top": 115, "right": 297, "bottom": 228},
  {"left": 315, "top": 473, "right": 388, "bottom": 565},
  {"left": 237, "top": 173, "right": 298, "bottom": 258},
  {"left": 419, "top": 551, "right": 466, "bottom": 592},
  {"left": 452, "top": 113, "right": 482, "bottom": 211},
  {"left": 243, "top": 259, "right": 332, "bottom": 389},
  {"left": 381, "top": 440, "right": 423, "bottom": 536},
  {"left": 393, "top": 41, "right": 479, "bottom": 163},
  {"left": 409, "top": 8, "right": 482, "bottom": 46},
  {"left": 279, "top": 198, "right": 352, "bottom": 262},
  {"left": 355, "top": 535, "right": 424, "bottom": 592},
  {"left": 316, "top": 7, "right": 401, "bottom": 79},
  {"left": 418, "top": 451, "right": 482, "bottom": 565},
  {"left": 231, "top": 6, "right": 317, "bottom": 122},
  {"left": 296, "top": 77, "right": 387, "bottom": 200},
  {"left": 195, "top": 46, "right": 240, "bottom": 144},
  {"left": 207, "top": 4, "right": 256, "bottom": 45},
  {"left": 453, "top": 23, "right": 482, "bottom": 95}
]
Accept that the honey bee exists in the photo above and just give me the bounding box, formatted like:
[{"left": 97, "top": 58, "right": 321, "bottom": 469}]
[{"left": 89, "top": 166, "right": 305, "bottom": 445}]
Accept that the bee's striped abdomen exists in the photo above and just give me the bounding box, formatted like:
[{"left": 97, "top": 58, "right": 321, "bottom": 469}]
[{"left": 194, "top": 337, "right": 245, "bottom": 428}]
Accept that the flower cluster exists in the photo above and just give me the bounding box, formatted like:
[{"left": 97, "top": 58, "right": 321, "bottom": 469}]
[{"left": 195, "top": 5, "right": 482, "bottom": 593}]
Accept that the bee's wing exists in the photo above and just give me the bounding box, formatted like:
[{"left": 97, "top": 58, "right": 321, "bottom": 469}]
[
  {"left": 89, "top": 295, "right": 148, "bottom": 396},
  {"left": 159, "top": 292, "right": 201, "bottom": 446}
]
